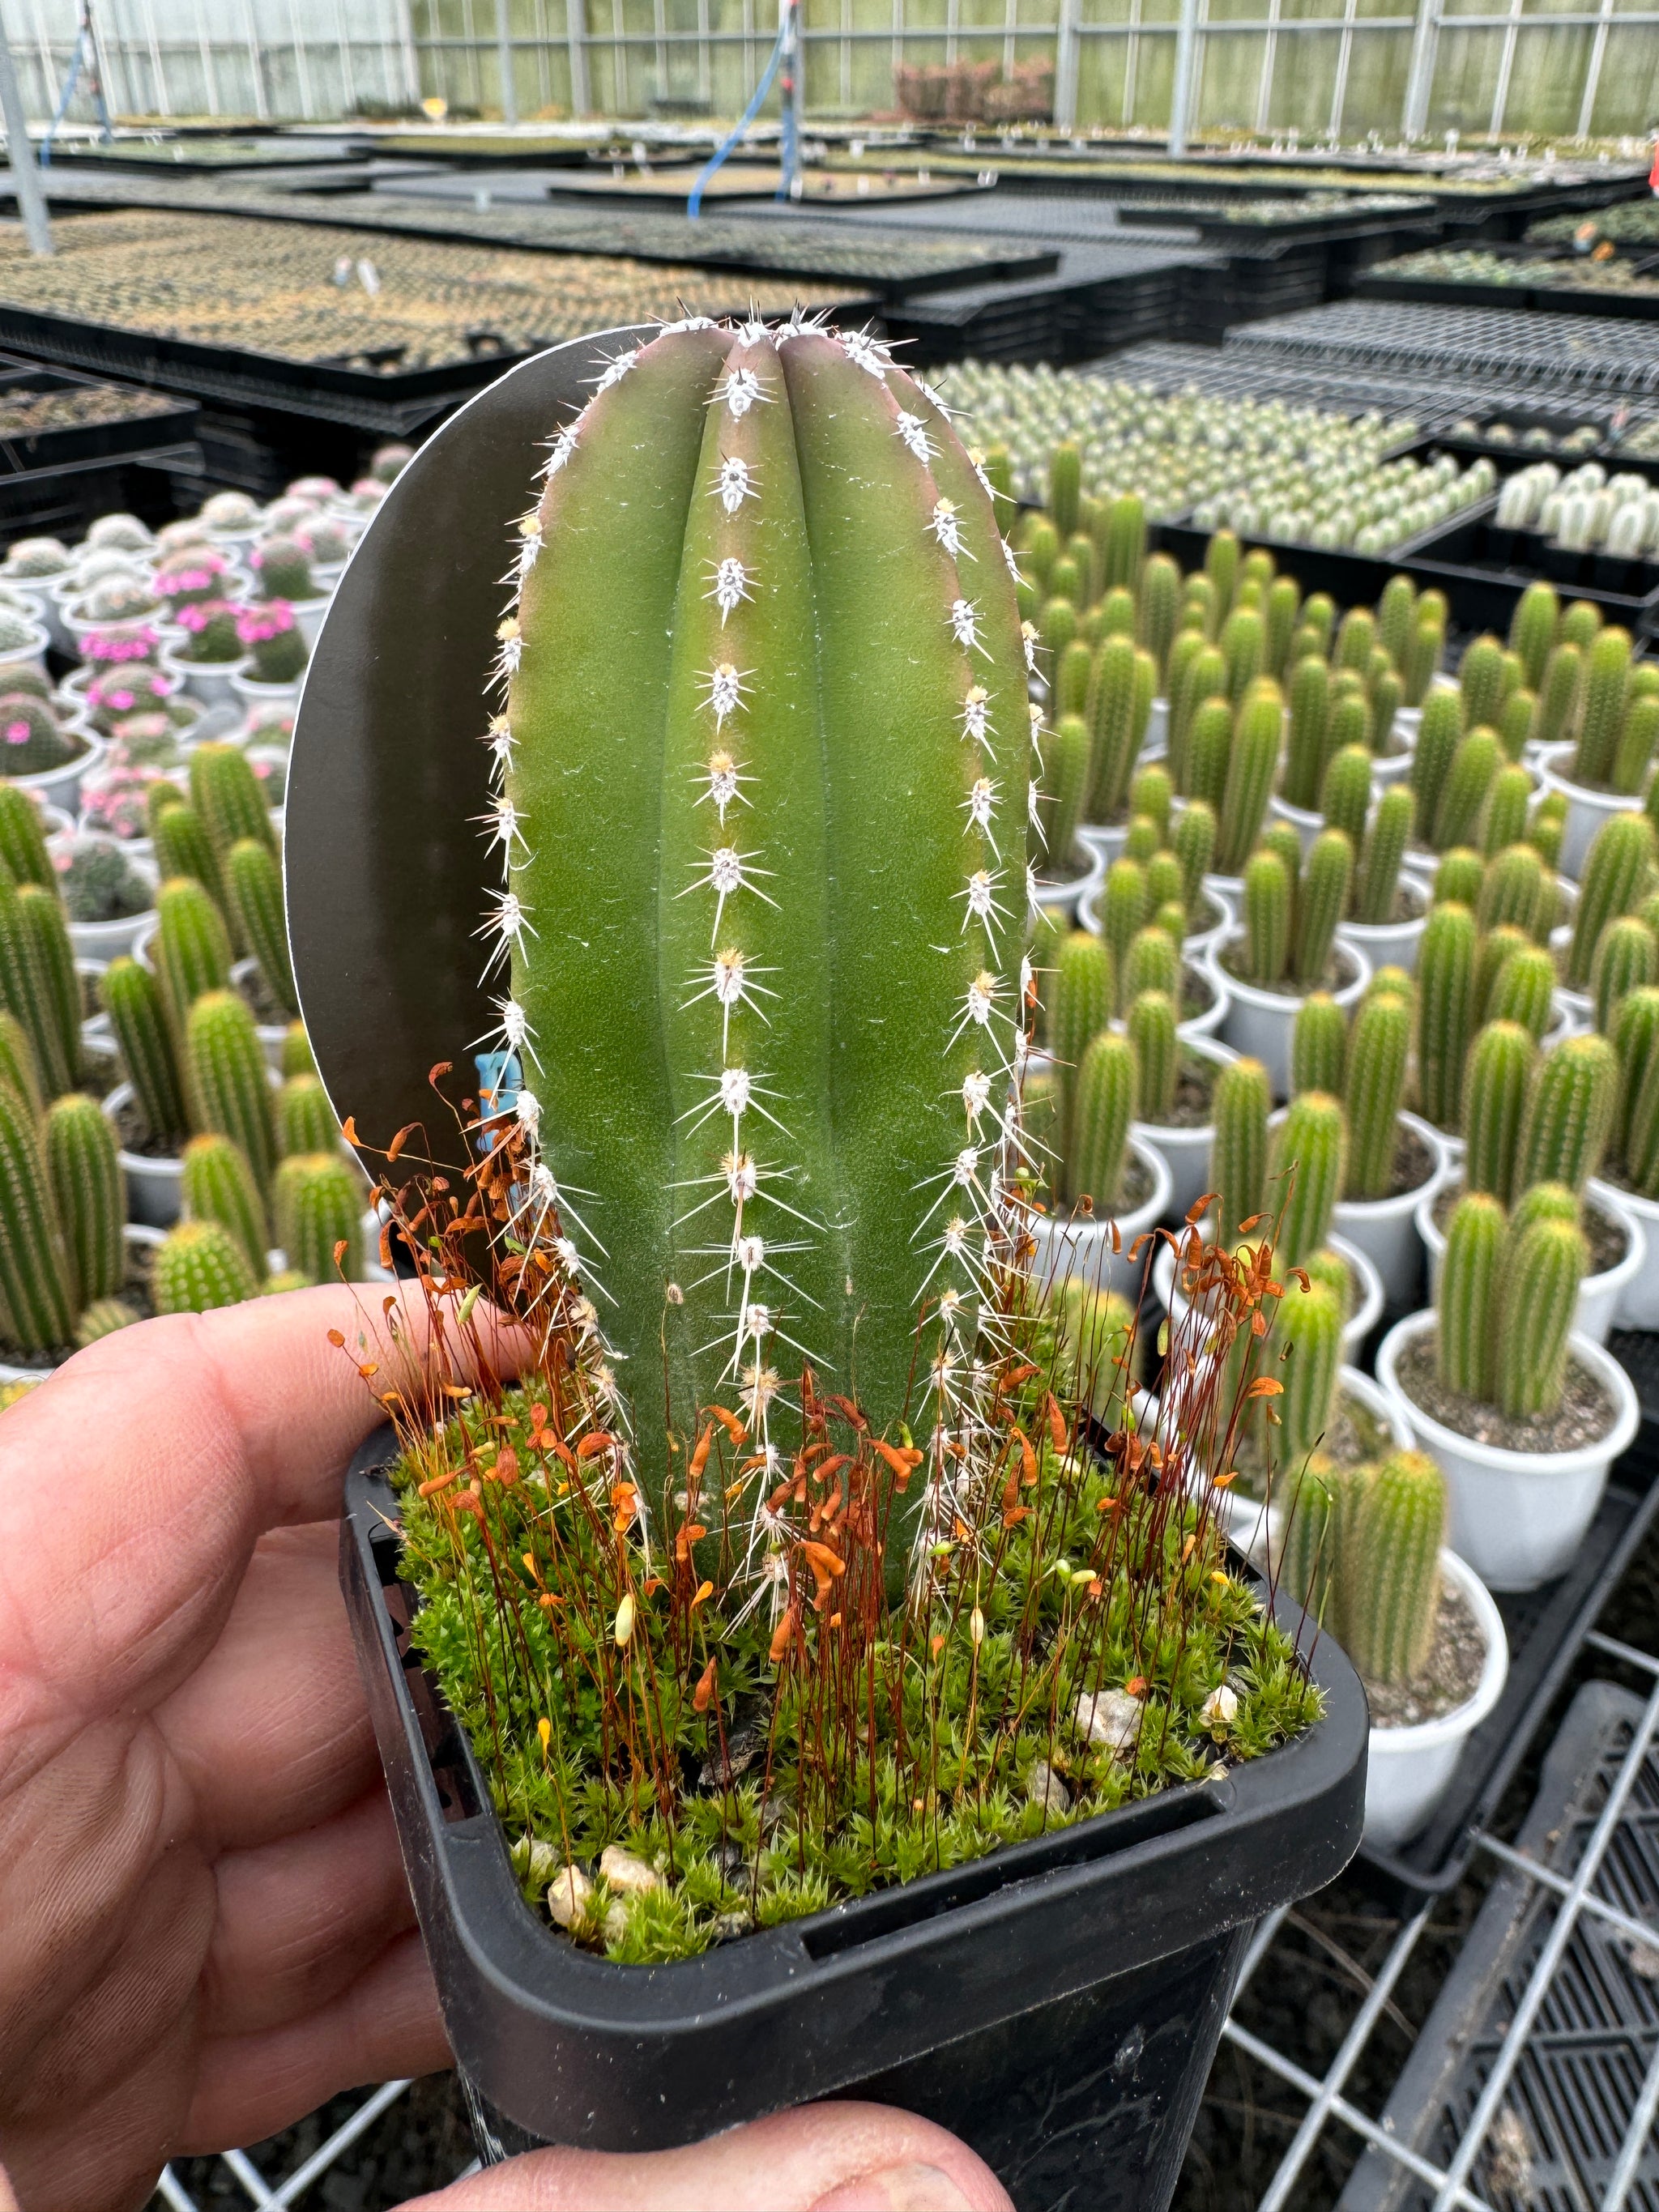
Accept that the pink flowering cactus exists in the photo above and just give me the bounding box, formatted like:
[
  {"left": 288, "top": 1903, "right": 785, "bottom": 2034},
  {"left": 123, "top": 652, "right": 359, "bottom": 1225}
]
[
  {"left": 4, "top": 713, "right": 32, "bottom": 748},
  {"left": 82, "top": 625, "right": 160, "bottom": 668},
  {"left": 86, "top": 667, "right": 174, "bottom": 731},
  {"left": 236, "top": 598, "right": 309, "bottom": 687},
  {"left": 156, "top": 552, "right": 227, "bottom": 608},
  {"left": 82, "top": 764, "right": 160, "bottom": 841}
]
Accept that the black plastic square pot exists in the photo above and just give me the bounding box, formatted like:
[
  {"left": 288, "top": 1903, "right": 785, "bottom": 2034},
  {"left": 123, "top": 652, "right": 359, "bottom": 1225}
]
[{"left": 342, "top": 1430, "right": 1367, "bottom": 2210}]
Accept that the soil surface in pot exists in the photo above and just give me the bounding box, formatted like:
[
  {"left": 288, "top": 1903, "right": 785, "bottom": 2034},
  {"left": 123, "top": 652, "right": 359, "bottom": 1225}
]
[
  {"left": 1056, "top": 1147, "right": 1156, "bottom": 1219},
  {"left": 1354, "top": 878, "right": 1426, "bottom": 928},
  {"left": 1365, "top": 1574, "right": 1485, "bottom": 1728},
  {"left": 1430, "top": 1180, "right": 1628, "bottom": 1274},
  {"left": 1183, "top": 961, "right": 1214, "bottom": 1021},
  {"left": 113, "top": 1091, "right": 181, "bottom": 1162},
  {"left": 1145, "top": 1055, "right": 1218, "bottom": 1132},
  {"left": 1349, "top": 1120, "right": 1435, "bottom": 1203},
  {"left": 237, "top": 961, "right": 291, "bottom": 1029},
  {"left": 1395, "top": 1332, "right": 1618, "bottom": 1452},
  {"left": 1218, "top": 944, "right": 1358, "bottom": 999}
]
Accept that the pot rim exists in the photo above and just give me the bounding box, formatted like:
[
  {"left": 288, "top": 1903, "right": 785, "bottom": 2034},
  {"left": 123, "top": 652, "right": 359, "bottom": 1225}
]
[
  {"left": 1363, "top": 1546, "right": 1509, "bottom": 1758},
  {"left": 1375, "top": 1309, "right": 1641, "bottom": 1477},
  {"left": 1206, "top": 936, "right": 1369, "bottom": 1014},
  {"left": 1328, "top": 1109, "right": 1450, "bottom": 1223}
]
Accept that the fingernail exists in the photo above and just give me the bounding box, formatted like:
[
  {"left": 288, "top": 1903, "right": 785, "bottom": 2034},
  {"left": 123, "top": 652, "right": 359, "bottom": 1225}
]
[{"left": 808, "top": 2162, "right": 976, "bottom": 2212}]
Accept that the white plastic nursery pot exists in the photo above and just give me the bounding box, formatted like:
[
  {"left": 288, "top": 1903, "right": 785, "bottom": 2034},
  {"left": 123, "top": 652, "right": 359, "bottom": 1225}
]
[
  {"left": 1536, "top": 741, "right": 1637, "bottom": 881},
  {"left": 1131, "top": 1034, "right": 1238, "bottom": 1222},
  {"left": 1145, "top": 696, "right": 1168, "bottom": 757},
  {"left": 1079, "top": 884, "right": 1234, "bottom": 971},
  {"left": 159, "top": 642, "right": 250, "bottom": 714},
  {"left": 1335, "top": 877, "right": 1429, "bottom": 978},
  {"left": 1178, "top": 957, "right": 1228, "bottom": 1042},
  {"left": 1029, "top": 1134, "right": 1173, "bottom": 1302},
  {"left": 1375, "top": 1312, "right": 1640, "bottom": 1591},
  {"left": 230, "top": 669, "right": 305, "bottom": 716},
  {"left": 3, "top": 729, "right": 106, "bottom": 817},
  {"left": 67, "top": 890, "right": 158, "bottom": 964},
  {"left": 1030, "top": 840, "right": 1105, "bottom": 927},
  {"left": 1360, "top": 1550, "right": 1509, "bottom": 1851},
  {"left": 1209, "top": 1364, "right": 1414, "bottom": 1562},
  {"left": 1415, "top": 1176, "right": 1644, "bottom": 1347},
  {"left": 1153, "top": 1229, "right": 1384, "bottom": 1364},
  {"left": 1266, "top": 789, "right": 1322, "bottom": 859},
  {"left": 0, "top": 617, "right": 53, "bottom": 680},
  {"left": 1367, "top": 742, "right": 1414, "bottom": 791},
  {"left": 102, "top": 1082, "right": 183, "bottom": 1228},
  {"left": 1209, "top": 937, "right": 1371, "bottom": 1101},
  {"left": 1612, "top": 1181, "right": 1659, "bottom": 1329},
  {"left": 1074, "top": 820, "right": 1128, "bottom": 870},
  {"left": 231, "top": 955, "right": 292, "bottom": 1072},
  {"left": 1329, "top": 1111, "right": 1449, "bottom": 1314}
]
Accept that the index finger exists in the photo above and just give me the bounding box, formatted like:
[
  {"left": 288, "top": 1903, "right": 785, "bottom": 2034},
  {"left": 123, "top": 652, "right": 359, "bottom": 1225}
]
[{"left": 0, "top": 1284, "right": 529, "bottom": 1774}]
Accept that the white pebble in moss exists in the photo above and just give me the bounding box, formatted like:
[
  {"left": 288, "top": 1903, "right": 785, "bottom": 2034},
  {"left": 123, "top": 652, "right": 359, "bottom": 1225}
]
[
  {"left": 599, "top": 1843, "right": 662, "bottom": 1894},
  {"left": 1201, "top": 1684, "right": 1239, "bottom": 1730},
  {"left": 547, "top": 1864, "right": 592, "bottom": 1929},
  {"left": 1026, "top": 1759, "right": 1071, "bottom": 1815},
  {"left": 1073, "top": 1687, "right": 1143, "bottom": 1753}
]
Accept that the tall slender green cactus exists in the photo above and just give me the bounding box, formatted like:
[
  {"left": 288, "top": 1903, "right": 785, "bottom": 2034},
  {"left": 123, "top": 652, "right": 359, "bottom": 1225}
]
[
  {"left": 1336, "top": 607, "right": 1375, "bottom": 676},
  {"left": 1186, "top": 697, "right": 1233, "bottom": 820},
  {"left": 1124, "top": 923, "right": 1179, "bottom": 1004},
  {"left": 190, "top": 741, "right": 276, "bottom": 865},
  {"left": 1611, "top": 693, "right": 1659, "bottom": 798},
  {"left": 100, "top": 957, "right": 186, "bottom": 1146},
  {"left": 1439, "top": 1190, "right": 1503, "bottom": 1400},
  {"left": 1459, "top": 635, "right": 1505, "bottom": 733},
  {"left": 1273, "top": 1279, "right": 1342, "bottom": 1468},
  {"left": 1101, "top": 857, "right": 1148, "bottom": 998},
  {"left": 1068, "top": 1030, "right": 1135, "bottom": 1211},
  {"left": 1320, "top": 744, "right": 1371, "bottom": 850},
  {"left": 186, "top": 989, "right": 275, "bottom": 1194},
  {"left": 1128, "top": 990, "right": 1178, "bottom": 1124},
  {"left": 1099, "top": 492, "right": 1144, "bottom": 594},
  {"left": 1271, "top": 1091, "right": 1345, "bottom": 1268},
  {"left": 153, "top": 1218, "right": 258, "bottom": 1315},
  {"left": 1517, "top": 1032, "right": 1616, "bottom": 1196},
  {"left": 1371, "top": 667, "right": 1403, "bottom": 755},
  {"left": 1462, "top": 1019, "right": 1535, "bottom": 1204},
  {"left": 1324, "top": 687, "right": 1372, "bottom": 765},
  {"left": 1131, "top": 763, "right": 1171, "bottom": 843},
  {"left": 224, "top": 837, "right": 297, "bottom": 1019},
  {"left": 1138, "top": 551, "right": 1179, "bottom": 684},
  {"left": 1086, "top": 633, "right": 1140, "bottom": 820},
  {"left": 1479, "top": 764, "right": 1533, "bottom": 859},
  {"left": 1508, "top": 580, "right": 1559, "bottom": 693},
  {"left": 1283, "top": 653, "right": 1330, "bottom": 812},
  {"left": 1171, "top": 644, "right": 1226, "bottom": 791},
  {"left": 1487, "top": 942, "right": 1555, "bottom": 1042},
  {"left": 1433, "top": 731, "right": 1501, "bottom": 853},
  {"left": 1292, "top": 993, "right": 1346, "bottom": 1100},
  {"left": 1410, "top": 688, "right": 1463, "bottom": 843},
  {"left": 1533, "top": 641, "right": 1583, "bottom": 753},
  {"left": 1293, "top": 829, "right": 1351, "bottom": 987},
  {"left": 0, "top": 784, "right": 53, "bottom": 891},
  {"left": 1354, "top": 786, "right": 1413, "bottom": 927},
  {"left": 1265, "top": 575, "right": 1301, "bottom": 679},
  {"left": 280, "top": 1021, "right": 315, "bottom": 1080},
  {"left": 1477, "top": 842, "right": 1546, "bottom": 939},
  {"left": 152, "top": 803, "right": 221, "bottom": 901},
  {"left": 274, "top": 1151, "right": 363, "bottom": 1284},
  {"left": 1379, "top": 575, "right": 1417, "bottom": 674},
  {"left": 1403, "top": 620, "right": 1444, "bottom": 709},
  {"left": 1215, "top": 680, "right": 1284, "bottom": 874},
  {"left": 1241, "top": 848, "right": 1290, "bottom": 987},
  {"left": 1047, "top": 442, "right": 1081, "bottom": 539},
  {"left": 44, "top": 1092, "right": 124, "bottom": 1308},
  {"left": 1056, "top": 639, "right": 1092, "bottom": 720},
  {"left": 1222, "top": 607, "right": 1265, "bottom": 705},
  {"left": 1433, "top": 847, "right": 1484, "bottom": 910},
  {"left": 1572, "top": 626, "right": 1633, "bottom": 788},
  {"left": 1614, "top": 987, "right": 1659, "bottom": 1196},
  {"left": 2, "top": 876, "right": 81, "bottom": 1101},
  {"left": 1212, "top": 1055, "right": 1270, "bottom": 1239},
  {"left": 1494, "top": 1213, "right": 1586, "bottom": 1418},
  {"left": 1498, "top": 687, "right": 1534, "bottom": 763},
  {"left": 1052, "top": 930, "right": 1113, "bottom": 1154},
  {"left": 181, "top": 1132, "right": 269, "bottom": 1282},
  {"left": 1592, "top": 914, "right": 1658, "bottom": 1036},
  {"left": 0, "top": 1080, "right": 74, "bottom": 1351},
  {"left": 1345, "top": 1450, "right": 1446, "bottom": 1685},
  {"left": 277, "top": 1072, "right": 340, "bottom": 1157},
  {"left": 1038, "top": 713, "right": 1091, "bottom": 868},
  {"left": 1566, "top": 812, "right": 1655, "bottom": 990},
  {"left": 154, "top": 876, "right": 232, "bottom": 1031},
  {"left": 1346, "top": 991, "right": 1410, "bottom": 1201},
  {"left": 0, "top": 1010, "right": 39, "bottom": 1119},
  {"left": 1416, "top": 901, "right": 1477, "bottom": 1130},
  {"left": 1205, "top": 529, "right": 1239, "bottom": 621},
  {"left": 1173, "top": 800, "right": 1215, "bottom": 912}
]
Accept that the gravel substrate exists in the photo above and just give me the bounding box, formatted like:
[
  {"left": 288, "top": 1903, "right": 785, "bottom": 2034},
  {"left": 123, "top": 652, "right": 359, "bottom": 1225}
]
[
  {"left": 1366, "top": 1572, "right": 1486, "bottom": 1728},
  {"left": 1397, "top": 1332, "right": 1617, "bottom": 1453}
]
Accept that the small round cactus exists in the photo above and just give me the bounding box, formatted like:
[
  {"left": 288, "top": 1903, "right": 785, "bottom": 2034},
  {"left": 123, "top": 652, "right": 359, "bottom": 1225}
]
[
  {"left": 274, "top": 1151, "right": 364, "bottom": 1285},
  {"left": 153, "top": 1218, "right": 259, "bottom": 1315}
]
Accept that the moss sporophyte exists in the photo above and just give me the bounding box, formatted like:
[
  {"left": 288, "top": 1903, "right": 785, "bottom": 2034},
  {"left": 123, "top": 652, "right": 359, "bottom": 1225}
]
[{"left": 332, "top": 318, "right": 1324, "bottom": 1967}]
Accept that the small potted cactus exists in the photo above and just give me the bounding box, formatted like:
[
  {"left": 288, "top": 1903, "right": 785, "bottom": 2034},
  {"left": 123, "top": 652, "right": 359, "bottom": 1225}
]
[
  {"left": 198, "top": 489, "right": 262, "bottom": 548},
  {"left": 0, "top": 595, "right": 50, "bottom": 683},
  {"left": 1417, "top": 1024, "right": 1644, "bottom": 1345},
  {"left": 153, "top": 547, "right": 234, "bottom": 616},
  {"left": 1333, "top": 781, "right": 1427, "bottom": 975},
  {"left": 63, "top": 572, "right": 162, "bottom": 657},
  {"left": 1552, "top": 808, "right": 1654, "bottom": 1028},
  {"left": 162, "top": 596, "right": 253, "bottom": 712},
  {"left": 320, "top": 322, "right": 1367, "bottom": 2193},
  {"left": 1378, "top": 1187, "right": 1640, "bottom": 1589},
  {"left": 1594, "top": 985, "right": 1659, "bottom": 1331},
  {"left": 0, "top": 690, "right": 98, "bottom": 813},
  {"left": 52, "top": 833, "right": 158, "bottom": 961},
  {"left": 249, "top": 534, "right": 328, "bottom": 645},
  {"left": 1212, "top": 829, "right": 1371, "bottom": 1097},
  {"left": 75, "top": 664, "right": 198, "bottom": 750},
  {"left": 231, "top": 601, "right": 309, "bottom": 711},
  {"left": 1536, "top": 627, "right": 1657, "bottom": 875},
  {"left": 1269, "top": 1448, "right": 1508, "bottom": 1850},
  {"left": 1120, "top": 982, "right": 1238, "bottom": 1219}
]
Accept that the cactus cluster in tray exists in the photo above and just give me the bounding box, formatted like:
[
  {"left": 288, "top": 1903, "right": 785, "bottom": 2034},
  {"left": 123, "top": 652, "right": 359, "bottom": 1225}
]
[{"left": 1437, "top": 1186, "right": 1587, "bottom": 1419}]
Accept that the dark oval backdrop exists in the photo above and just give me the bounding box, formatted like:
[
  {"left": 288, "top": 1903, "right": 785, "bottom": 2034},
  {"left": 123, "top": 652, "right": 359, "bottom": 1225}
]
[{"left": 284, "top": 325, "right": 655, "bottom": 1174}]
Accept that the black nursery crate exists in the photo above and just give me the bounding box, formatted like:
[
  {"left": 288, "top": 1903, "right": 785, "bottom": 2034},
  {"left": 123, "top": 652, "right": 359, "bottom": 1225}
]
[
  {"left": 1354, "top": 1400, "right": 1659, "bottom": 1902},
  {"left": 1404, "top": 496, "right": 1659, "bottom": 639},
  {"left": 0, "top": 441, "right": 203, "bottom": 543},
  {"left": 1149, "top": 516, "right": 1422, "bottom": 619},
  {"left": 1357, "top": 268, "right": 1659, "bottom": 323},
  {"left": 0, "top": 353, "right": 199, "bottom": 471}
]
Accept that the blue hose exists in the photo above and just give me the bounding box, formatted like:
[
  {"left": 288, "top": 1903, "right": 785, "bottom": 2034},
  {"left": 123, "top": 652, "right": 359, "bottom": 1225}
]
[{"left": 688, "top": 14, "right": 789, "bottom": 221}]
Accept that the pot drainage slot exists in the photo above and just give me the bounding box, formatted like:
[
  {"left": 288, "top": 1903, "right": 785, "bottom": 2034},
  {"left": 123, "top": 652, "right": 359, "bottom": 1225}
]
[
  {"left": 371, "top": 1524, "right": 484, "bottom": 1826},
  {"left": 800, "top": 1786, "right": 1218, "bottom": 1958}
]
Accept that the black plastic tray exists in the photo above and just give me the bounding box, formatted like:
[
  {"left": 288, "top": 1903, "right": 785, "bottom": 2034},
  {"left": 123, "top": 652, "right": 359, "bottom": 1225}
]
[
  {"left": 1357, "top": 268, "right": 1659, "bottom": 322},
  {"left": 1405, "top": 497, "right": 1659, "bottom": 638},
  {"left": 1355, "top": 1395, "right": 1659, "bottom": 1901},
  {"left": 0, "top": 353, "right": 199, "bottom": 473}
]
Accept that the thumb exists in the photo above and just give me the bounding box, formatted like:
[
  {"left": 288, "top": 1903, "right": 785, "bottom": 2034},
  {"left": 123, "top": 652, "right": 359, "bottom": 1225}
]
[{"left": 403, "top": 2099, "right": 1013, "bottom": 2211}]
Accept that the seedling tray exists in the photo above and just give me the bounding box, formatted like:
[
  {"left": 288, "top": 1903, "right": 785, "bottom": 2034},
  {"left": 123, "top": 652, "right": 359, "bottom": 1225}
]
[
  {"left": 0, "top": 352, "right": 198, "bottom": 471},
  {"left": 1356, "top": 266, "right": 1659, "bottom": 322},
  {"left": 1354, "top": 1400, "right": 1659, "bottom": 1903},
  {"left": 1404, "top": 496, "right": 1659, "bottom": 637}
]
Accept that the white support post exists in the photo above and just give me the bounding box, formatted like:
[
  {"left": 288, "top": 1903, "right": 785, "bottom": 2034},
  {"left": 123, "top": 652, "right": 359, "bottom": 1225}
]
[
  {"left": 393, "top": 0, "right": 420, "bottom": 107},
  {"left": 1054, "top": 0, "right": 1078, "bottom": 129},
  {"left": 0, "top": 3, "right": 50, "bottom": 256},
  {"left": 241, "top": 0, "right": 269, "bottom": 118},
  {"left": 565, "top": 0, "right": 589, "bottom": 112},
  {"left": 1328, "top": 0, "right": 1358, "bottom": 136},
  {"left": 1255, "top": 0, "right": 1282, "bottom": 132},
  {"left": 1166, "top": 0, "right": 1199, "bottom": 154},
  {"left": 137, "top": 0, "right": 168, "bottom": 115},
  {"left": 497, "top": 0, "right": 518, "bottom": 118},
  {"left": 1487, "top": 0, "right": 1523, "bottom": 136},
  {"left": 1576, "top": 0, "right": 1614, "bottom": 138},
  {"left": 1402, "top": 0, "right": 1436, "bottom": 135}
]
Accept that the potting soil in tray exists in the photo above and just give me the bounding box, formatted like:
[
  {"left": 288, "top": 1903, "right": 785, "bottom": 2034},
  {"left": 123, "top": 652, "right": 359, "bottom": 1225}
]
[{"left": 1363, "top": 1575, "right": 1485, "bottom": 1729}]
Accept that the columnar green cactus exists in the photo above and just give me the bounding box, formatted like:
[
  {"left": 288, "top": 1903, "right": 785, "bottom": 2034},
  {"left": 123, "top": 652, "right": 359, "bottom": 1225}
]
[
  {"left": 1213, "top": 1055, "right": 1270, "bottom": 1238},
  {"left": 1124, "top": 923, "right": 1179, "bottom": 1005},
  {"left": 1486, "top": 943, "right": 1555, "bottom": 1042},
  {"left": 153, "top": 1218, "right": 258, "bottom": 1314},
  {"left": 1458, "top": 635, "right": 1505, "bottom": 734},
  {"left": 274, "top": 1150, "right": 363, "bottom": 1284},
  {"left": 1434, "top": 731, "right": 1501, "bottom": 853},
  {"left": 1215, "top": 680, "right": 1284, "bottom": 874},
  {"left": 1572, "top": 627, "right": 1633, "bottom": 788},
  {"left": 1336, "top": 607, "right": 1376, "bottom": 676},
  {"left": 1222, "top": 607, "right": 1265, "bottom": 705},
  {"left": 1533, "top": 641, "right": 1583, "bottom": 754},
  {"left": 1293, "top": 829, "right": 1351, "bottom": 987},
  {"left": 1566, "top": 812, "right": 1655, "bottom": 991},
  {"left": 1592, "top": 914, "right": 1658, "bottom": 1036},
  {"left": 1283, "top": 652, "right": 1330, "bottom": 812},
  {"left": 1263, "top": 820, "right": 1303, "bottom": 891},
  {"left": 1345, "top": 990, "right": 1410, "bottom": 1201},
  {"left": 1205, "top": 529, "right": 1239, "bottom": 621},
  {"left": 1403, "top": 618, "right": 1444, "bottom": 709},
  {"left": 2, "top": 876, "right": 80, "bottom": 1100},
  {"left": 1124, "top": 818, "right": 1157, "bottom": 869},
  {"left": 0, "top": 785, "right": 53, "bottom": 891},
  {"left": 1324, "top": 687, "right": 1372, "bottom": 765},
  {"left": 1068, "top": 1029, "right": 1134, "bottom": 1210},
  {"left": 1242, "top": 848, "right": 1290, "bottom": 987},
  {"left": 0, "top": 1010, "right": 39, "bottom": 1119},
  {"left": 1479, "top": 765, "right": 1533, "bottom": 859},
  {"left": 1040, "top": 594, "right": 1077, "bottom": 671},
  {"left": 1410, "top": 688, "right": 1463, "bottom": 842},
  {"left": 224, "top": 837, "right": 297, "bottom": 1018},
  {"left": 280, "top": 1021, "right": 315, "bottom": 1080},
  {"left": 1563, "top": 601, "right": 1602, "bottom": 650},
  {"left": 1612, "top": 693, "right": 1659, "bottom": 798},
  {"left": 1354, "top": 786, "right": 1413, "bottom": 927},
  {"left": 1477, "top": 842, "right": 1546, "bottom": 939},
  {"left": 1047, "top": 442, "right": 1081, "bottom": 539},
  {"left": 1433, "top": 847, "right": 1484, "bottom": 910},
  {"left": 1056, "top": 639, "right": 1091, "bottom": 720},
  {"left": 181, "top": 1132, "right": 269, "bottom": 1281},
  {"left": 1265, "top": 575, "right": 1301, "bottom": 679},
  {"left": 1127, "top": 989, "right": 1178, "bottom": 1124},
  {"left": 1185, "top": 697, "right": 1233, "bottom": 820},
  {"left": 190, "top": 741, "right": 276, "bottom": 865},
  {"left": 1020, "top": 515, "right": 1057, "bottom": 595},
  {"left": 1172, "top": 800, "right": 1215, "bottom": 911},
  {"left": 1518, "top": 1032, "right": 1616, "bottom": 1195},
  {"left": 1053, "top": 929, "right": 1113, "bottom": 1148},
  {"left": 1038, "top": 713, "right": 1091, "bottom": 870},
  {"left": 1131, "top": 763, "right": 1171, "bottom": 843},
  {"left": 1439, "top": 1190, "right": 1503, "bottom": 1400},
  {"left": 1509, "top": 580, "right": 1559, "bottom": 693},
  {"left": 152, "top": 803, "right": 220, "bottom": 900},
  {"left": 186, "top": 989, "right": 275, "bottom": 1194},
  {"left": 1494, "top": 1212, "right": 1586, "bottom": 1418},
  {"left": 1320, "top": 744, "right": 1371, "bottom": 850},
  {"left": 1273, "top": 1278, "right": 1342, "bottom": 1468},
  {"left": 1345, "top": 1450, "right": 1446, "bottom": 1685},
  {"left": 1270, "top": 1090, "right": 1345, "bottom": 1268},
  {"left": 277, "top": 1071, "right": 339, "bottom": 1157},
  {"left": 1371, "top": 668, "right": 1403, "bottom": 754},
  {"left": 100, "top": 957, "right": 186, "bottom": 1146},
  {"left": 1614, "top": 987, "right": 1659, "bottom": 1196},
  {"left": 154, "top": 876, "right": 232, "bottom": 1031},
  {"left": 0, "top": 1080, "right": 74, "bottom": 1351},
  {"left": 1379, "top": 575, "right": 1417, "bottom": 675},
  {"left": 1171, "top": 643, "right": 1226, "bottom": 793},
  {"left": 1086, "top": 633, "right": 1140, "bottom": 820},
  {"left": 44, "top": 1091, "right": 124, "bottom": 1309},
  {"left": 1292, "top": 992, "right": 1346, "bottom": 1100},
  {"left": 1498, "top": 688, "right": 1534, "bottom": 763},
  {"left": 1101, "top": 857, "right": 1147, "bottom": 995},
  {"left": 1416, "top": 901, "right": 1477, "bottom": 1130},
  {"left": 1462, "top": 1019, "right": 1535, "bottom": 1204},
  {"left": 1098, "top": 491, "right": 1143, "bottom": 594}
]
